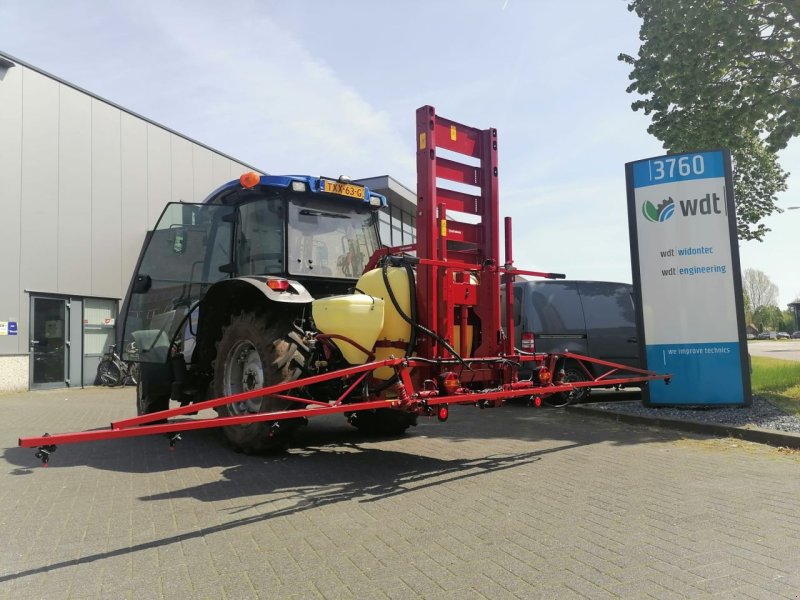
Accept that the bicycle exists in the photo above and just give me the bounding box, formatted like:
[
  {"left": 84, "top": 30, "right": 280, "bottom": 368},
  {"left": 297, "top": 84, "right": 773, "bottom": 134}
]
[{"left": 97, "top": 344, "right": 140, "bottom": 387}]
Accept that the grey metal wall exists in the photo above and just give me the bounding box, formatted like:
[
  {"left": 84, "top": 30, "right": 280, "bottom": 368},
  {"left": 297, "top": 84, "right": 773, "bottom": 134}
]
[{"left": 0, "top": 58, "right": 254, "bottom": 358}]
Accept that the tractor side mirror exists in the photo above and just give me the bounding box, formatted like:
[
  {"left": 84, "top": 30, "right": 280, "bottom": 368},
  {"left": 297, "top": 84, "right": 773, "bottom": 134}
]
[{"left": 132, "top": 274, "right": 152, "bottom": 294}]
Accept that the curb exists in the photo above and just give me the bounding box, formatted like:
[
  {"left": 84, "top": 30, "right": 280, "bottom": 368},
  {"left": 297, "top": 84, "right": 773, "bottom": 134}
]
[{"left": 566, "top": 404, "right": 800, "bottom": 450}]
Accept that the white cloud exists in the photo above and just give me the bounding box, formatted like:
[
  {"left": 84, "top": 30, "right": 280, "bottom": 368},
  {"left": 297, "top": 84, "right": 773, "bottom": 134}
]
[
  {"left": 502, "top": 177, "right": 635, "bottom": 283},
  {"left": 2, "top": 0, "right": 796, "bottom": 305},
  {"left": 123, "top": 1, "right": 414, "bottom": 181}
]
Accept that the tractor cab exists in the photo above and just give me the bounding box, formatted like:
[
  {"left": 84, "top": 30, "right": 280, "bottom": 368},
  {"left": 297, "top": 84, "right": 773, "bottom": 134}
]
[{"left": 120, "top": 173, "right": 386, "bottom": 365}]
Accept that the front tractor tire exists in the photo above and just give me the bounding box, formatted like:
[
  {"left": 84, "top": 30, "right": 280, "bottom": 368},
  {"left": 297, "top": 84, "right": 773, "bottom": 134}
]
[
  {"left": 136, "top": 363, "right": 171, "bottom": 420},
  {"left": 212, "top": 312, "right": 307, "bottom": 454}
]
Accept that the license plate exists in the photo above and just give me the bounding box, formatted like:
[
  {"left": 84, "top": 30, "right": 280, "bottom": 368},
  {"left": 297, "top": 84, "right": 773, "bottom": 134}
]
[{"left": 321, "top": 179, "right": 365, "bottom": 200}]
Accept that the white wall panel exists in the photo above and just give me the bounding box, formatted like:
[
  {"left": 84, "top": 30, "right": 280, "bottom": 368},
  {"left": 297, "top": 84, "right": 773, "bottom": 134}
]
[
  {"left": 212, "top": 153, "right": 232, "bottom": 189},
  {"left": 20, "top": 70, "right": 59, "bottom": 295},
  {"left": 171, "top": 134, "right": 193, "bottom": 204},
  {"left": 120, "top": 113, "right": 149, "bottom": 282},
  {"left": 192, "top": 145, "right": 213, "bottom": 202},
  {"left": 232, "top": 162, "right": 251, "bottom": 176},
  {"left": 1, "top": 58, "right": 264, "bottom": 378},
  {"left": 146, "top": 125, "right": 171, "bottom": 227},
  {"left": 0, "top": 64, "right": 23, "bottom": 354},
  {"left": 91, "top": 100, "right": 122, "bottom": 298},
  {"left": 57, "top": 85, "right": 92, "bottom": 294}
]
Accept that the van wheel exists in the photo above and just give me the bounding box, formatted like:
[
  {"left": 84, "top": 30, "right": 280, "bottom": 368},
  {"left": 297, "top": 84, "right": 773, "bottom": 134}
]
[{"left": 545, "top": 360, "right": 590, "bottom": 407}]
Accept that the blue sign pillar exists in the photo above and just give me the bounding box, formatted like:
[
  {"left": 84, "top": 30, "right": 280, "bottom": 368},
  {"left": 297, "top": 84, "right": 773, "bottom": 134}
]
[{"left": 625, "top": 150, "right": 751, "bottom": 406}]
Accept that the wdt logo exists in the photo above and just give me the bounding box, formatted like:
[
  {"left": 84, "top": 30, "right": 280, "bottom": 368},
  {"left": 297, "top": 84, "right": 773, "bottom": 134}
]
[{"left": 642, "top": 197, "right": 675, "bottom": 223}]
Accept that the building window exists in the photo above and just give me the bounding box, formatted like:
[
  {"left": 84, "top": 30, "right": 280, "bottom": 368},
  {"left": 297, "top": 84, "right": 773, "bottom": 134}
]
[
  {"left": 83, "top": 298, "right": 117, "bottom": 358},
  {"left": 379, "top": 210, "right": 391, "bottom": 247}
]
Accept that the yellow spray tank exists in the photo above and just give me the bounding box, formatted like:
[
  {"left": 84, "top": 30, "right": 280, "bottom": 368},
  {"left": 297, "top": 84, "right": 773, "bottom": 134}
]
[
  {"left": 311, "top": 295, "right": 385, "bottom": 365},
  {"left": 355, "top": 266, "right": 413, "bottom": 379},
  {"left": 452, "top": 272, "right": 478, "bottom": 358},
  {"left": 311, "top": 265, "right": 471, "bottom": 378}
]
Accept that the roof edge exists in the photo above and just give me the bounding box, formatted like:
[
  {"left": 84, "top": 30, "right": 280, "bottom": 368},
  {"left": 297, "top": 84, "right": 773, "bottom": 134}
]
[{"left": 0, "top": 49, "right": 264, "bottom": 174}]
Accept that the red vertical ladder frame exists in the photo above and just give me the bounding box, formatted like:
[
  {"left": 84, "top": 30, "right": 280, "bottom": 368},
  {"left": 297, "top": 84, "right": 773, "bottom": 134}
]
[{"left": 415, "top": 105, "right": 502, "bottom": 363}]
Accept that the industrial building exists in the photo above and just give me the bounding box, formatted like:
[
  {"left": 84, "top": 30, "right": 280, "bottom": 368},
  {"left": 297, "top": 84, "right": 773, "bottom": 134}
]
[{"left": 0, "top": 51, "right": 416, "bottom": 392}]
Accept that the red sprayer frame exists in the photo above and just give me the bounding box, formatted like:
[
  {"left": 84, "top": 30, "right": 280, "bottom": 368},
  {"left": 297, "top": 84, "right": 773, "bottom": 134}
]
[
  {"left": 20, "top": 354, "right": 667, "bottom": 453},
  {"left": 18, "top": 105, "right": 671, "bottom": 463}
]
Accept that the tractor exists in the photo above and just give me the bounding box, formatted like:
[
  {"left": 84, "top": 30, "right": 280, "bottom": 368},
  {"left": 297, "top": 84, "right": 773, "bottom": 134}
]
[{"left": 20, "top": 106, "right": 669, "bottom": 463}]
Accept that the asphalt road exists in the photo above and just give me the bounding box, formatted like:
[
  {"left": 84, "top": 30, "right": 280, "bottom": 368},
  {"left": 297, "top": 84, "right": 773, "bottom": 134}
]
[
  {"left": 2, "top": 386, "right": 800, "bottom": 599},
  {"left": 747, "top": 339, "right": 800, "bottom": 362}
]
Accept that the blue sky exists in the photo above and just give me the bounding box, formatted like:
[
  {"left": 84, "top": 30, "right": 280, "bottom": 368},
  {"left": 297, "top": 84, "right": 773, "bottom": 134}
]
[{"left": 1, "top": 0, "right": 798, "bottom": 307}]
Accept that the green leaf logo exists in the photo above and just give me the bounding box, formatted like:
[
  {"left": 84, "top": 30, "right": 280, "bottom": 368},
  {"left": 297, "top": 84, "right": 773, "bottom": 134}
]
[
  {"left": 642, "top": 198, "right": 675, "bottom": 223},
  {"left": 642, "top": 201, "right": 659, "bottom": 222}
]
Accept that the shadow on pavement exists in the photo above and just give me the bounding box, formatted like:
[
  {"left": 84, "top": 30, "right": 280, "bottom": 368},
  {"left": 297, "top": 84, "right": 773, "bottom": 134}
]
[
  {"left": 0, "top": 441, "right": 575, "bottom": 584},
  {"left": 4, "top": 397, "right": 679, "bottom": 476},
  {"left": 0, "top": 391, "right": 697, "bottom": 584}
]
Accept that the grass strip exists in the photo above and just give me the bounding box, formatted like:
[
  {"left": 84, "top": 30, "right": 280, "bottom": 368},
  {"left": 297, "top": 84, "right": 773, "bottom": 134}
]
[{"left": 751, "top": 356, "right": 800, "bottom": 417}]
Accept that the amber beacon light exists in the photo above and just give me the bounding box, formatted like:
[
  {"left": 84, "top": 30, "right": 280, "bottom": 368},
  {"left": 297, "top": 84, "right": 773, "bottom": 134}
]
[{"left": 239, "top": 171, "right": 261, "bottom": 189}]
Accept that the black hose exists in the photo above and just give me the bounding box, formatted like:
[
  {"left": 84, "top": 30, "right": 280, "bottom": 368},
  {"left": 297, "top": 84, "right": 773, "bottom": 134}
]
[
  {"left": 380, "top": 259, "right": 470, "bottom": 370},
  {"left": 403, "top": 264, "right": 417, "bottom": 355}
]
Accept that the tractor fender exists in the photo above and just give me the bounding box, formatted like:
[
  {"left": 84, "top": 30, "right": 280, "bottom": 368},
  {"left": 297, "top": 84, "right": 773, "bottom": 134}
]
[
  {"left": 194, "top": 276, "right": 313, "bottom": 369},
  {"left": 231, "top": 276, "right": 315, "bottom": 304}
]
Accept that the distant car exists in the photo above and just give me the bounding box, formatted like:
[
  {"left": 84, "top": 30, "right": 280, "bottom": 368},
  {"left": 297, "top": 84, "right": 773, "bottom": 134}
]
[
  {"left": 757, "top": 331, "right": 773, "bottom": 340},
  {"left": 793, "top": 331, "right": 800, "bottom": 339},
  {"left": 746, "top": 333, "right": 755, "bottom": 340},
  {"left": 777, "top": 331, "right": 791, "bottom": 340}
]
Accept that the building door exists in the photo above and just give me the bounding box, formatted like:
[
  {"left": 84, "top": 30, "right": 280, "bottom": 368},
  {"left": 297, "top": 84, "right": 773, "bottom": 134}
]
[{"left": 30, "top": 296, "right": 69, "bottom": 389}]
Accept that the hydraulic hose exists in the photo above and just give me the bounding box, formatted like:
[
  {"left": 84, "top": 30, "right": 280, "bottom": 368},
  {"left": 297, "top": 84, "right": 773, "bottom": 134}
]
[{"left": 380, "top": 258, "right": 469, "bottom": 370}]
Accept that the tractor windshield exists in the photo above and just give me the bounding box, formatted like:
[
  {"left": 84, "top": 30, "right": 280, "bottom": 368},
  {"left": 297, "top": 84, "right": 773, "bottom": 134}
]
[{"left": 287, "top": 197, "right": 380, "bottom": 278}]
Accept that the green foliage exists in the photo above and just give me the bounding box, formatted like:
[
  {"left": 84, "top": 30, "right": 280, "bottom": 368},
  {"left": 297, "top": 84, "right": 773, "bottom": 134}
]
[
  {"left": 750, "top": 356, "right": 800, "bottom": 416},
  {"left": 751, "top": 307, "right": 796, "bottom": 331},
  {"left": 620, "top": 0, "right": 796, "bottom": 241},
  {"left": 753, "top": 305, "right": 783, "bottom": 330},
  {"left": 780, "top": 308, "right": 797, "bottom": 332}
]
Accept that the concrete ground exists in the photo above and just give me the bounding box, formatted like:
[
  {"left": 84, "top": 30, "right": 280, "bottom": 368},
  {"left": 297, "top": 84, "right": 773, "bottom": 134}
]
[
  {"left": 747, "top": 339, "right": 800, "bottom": 362},
  {"left": 2, "top": 386, "right": 800, "bottom": 600}
]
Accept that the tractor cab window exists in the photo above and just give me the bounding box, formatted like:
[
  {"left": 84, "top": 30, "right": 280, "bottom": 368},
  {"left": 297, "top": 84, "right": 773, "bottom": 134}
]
[
  {"left": 235, "top": 198, "right": 285, "bottom": 276},
  {"left": 287, "top": 197, "right": 380, "bottom": 278},
  {"left": 121, "top": 202, "right": 234, "bottom": 363}
]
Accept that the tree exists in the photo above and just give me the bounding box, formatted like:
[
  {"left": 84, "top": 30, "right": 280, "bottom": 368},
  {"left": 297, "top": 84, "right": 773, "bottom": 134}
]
[
  {"left": 619, "top": 0, "right": 796, "bottom": 241},
  {"left": 752, "top": 305, "right": 783, "bottom": 330},
  {"left": 742, "top": 268, "right": 778, "bottom": 312},
  {"left": 779, "top": 308, "right": 796, "bottom": 332}
]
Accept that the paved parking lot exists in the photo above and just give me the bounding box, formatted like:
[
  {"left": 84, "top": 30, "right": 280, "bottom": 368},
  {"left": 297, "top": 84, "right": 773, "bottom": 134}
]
[
  {"left": 2, "top": 386, "right": 800, "bottom": 600},
  {"left": 747, "top": 340, "right": 800, "bottom": 362}
]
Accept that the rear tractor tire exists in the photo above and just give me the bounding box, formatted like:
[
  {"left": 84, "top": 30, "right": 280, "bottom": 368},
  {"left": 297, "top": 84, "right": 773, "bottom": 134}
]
[{"left": 212, "top": 312, "right": 308, "bottom": 454}]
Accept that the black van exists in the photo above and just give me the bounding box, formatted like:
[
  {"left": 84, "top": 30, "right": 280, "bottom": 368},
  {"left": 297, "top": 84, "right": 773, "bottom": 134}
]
[{"left": 508, "top": 280, "right": 640, "bottom": 403}]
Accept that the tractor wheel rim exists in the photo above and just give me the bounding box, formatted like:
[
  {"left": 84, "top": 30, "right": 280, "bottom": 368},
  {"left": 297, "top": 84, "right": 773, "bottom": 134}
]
[{"left": 225, "top": 340, "right": 264, "bottom": 414}]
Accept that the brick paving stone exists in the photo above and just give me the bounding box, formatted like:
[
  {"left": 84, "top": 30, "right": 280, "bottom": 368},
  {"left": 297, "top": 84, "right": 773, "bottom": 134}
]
[{"left": 3, "top": 388, "right": 800, "bottom": 599}]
